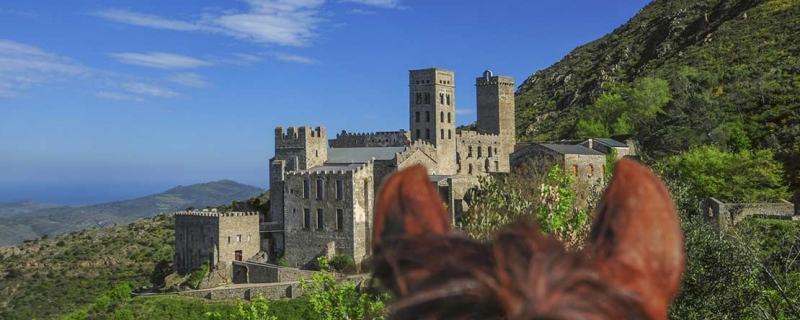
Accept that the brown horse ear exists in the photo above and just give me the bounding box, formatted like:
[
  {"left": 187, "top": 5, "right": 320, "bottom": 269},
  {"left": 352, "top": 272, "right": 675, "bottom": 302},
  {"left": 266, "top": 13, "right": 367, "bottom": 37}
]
[
  {"left": 588, "top": 158, "right": 685, "bottom": 319},
  {"left": 372, "top": 164, "right": 451, "bottom": 249}
]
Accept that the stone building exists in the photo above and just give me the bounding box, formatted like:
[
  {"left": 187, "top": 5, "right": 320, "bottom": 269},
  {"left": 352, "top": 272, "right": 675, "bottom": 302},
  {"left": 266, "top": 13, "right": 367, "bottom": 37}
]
[
  {"left": 173, "top": 210, "right": 260, "bottom": 274},
  {"left": 702, "top": 197, "right": 799, "bottom": 227},
  {"left": 266, "top": 68, "right": 519, "bottom": 268},
  {"left": 511, "top": 143, "right": 607, "bottom": 185}
]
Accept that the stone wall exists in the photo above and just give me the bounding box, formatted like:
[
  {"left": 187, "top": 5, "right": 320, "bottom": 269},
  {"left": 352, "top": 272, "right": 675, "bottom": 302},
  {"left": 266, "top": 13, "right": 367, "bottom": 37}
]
[
  {"left": 283, "top": 162, "right": 374, "bottom": 268},
  {"left": 475, "top": 71, "right": 516, "bottom": 151},
  {"left": 218, "top": 212, "right": 261, "bottom": 268},
  {"left": 408, "top": 68, "right": 457, "bottom": 175},
  {"left": 174, "top": 212, "right": 219, "bottom": 273},
  {"left": 179, "top": 283, "right": 305, "bottom": 301},
  {"left": 702, "top": 197, "right": 798, "bottom": 226},
  {"left": 329, "top": 130, "right": 411, "bottom": 148},
  {"left": 396, "top": 140, "right": 439, "bottom": 174},
  {"left": 232, "top": 261, "right": 319, "bottom": 284},
  {"left": 456, "top": 130, "right": 509, "bottom": 175}
]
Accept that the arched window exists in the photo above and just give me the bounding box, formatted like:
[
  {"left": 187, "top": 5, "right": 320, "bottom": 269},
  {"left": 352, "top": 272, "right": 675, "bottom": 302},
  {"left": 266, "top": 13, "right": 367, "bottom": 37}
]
[
  {"left": 440, "top": 111, "right": 444, "bottom": 123},
  {"left": 446, "top": 93, "right": 451, "bottom": 106},
  {"left": 588, "top": 164, "right": 594, "bottom": 176},
  {"left": 415, "top": 111, "right": 420, "bottom": 122},
  {"left": 447, "top": 112, "right": 451, "bottom": 123},
  {"left": 426, "top": 111, "right": 430, "bottom": 122},
  {"left": 448, "top": 129, "right": 452, "bottom": 139},
  {"left": 416, "top": 93, "right": 421, "bottom": 104},
  {"left": 425, "top": 129, "right": 430, "bottom": 140},
  {"left": 571, "top": 165, "right": 578, "bottom": 177},
  {"left": 440, "top": 93, "right": 444, "bottom": 105},
  {"left": 416, "top": 129, "right": 420, "bottom": 139},
  {"left": 440, "top": 129, "right": 444, "bottom": 139}
]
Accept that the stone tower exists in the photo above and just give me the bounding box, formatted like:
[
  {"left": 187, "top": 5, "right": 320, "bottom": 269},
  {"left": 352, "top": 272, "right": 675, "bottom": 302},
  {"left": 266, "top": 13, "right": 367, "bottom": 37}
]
[
  {"left": 476, "top": 70, "right": 516, "bottom": 150},
  {"left": 409, "top": 68, "right": 457, "bottom": 175},
  {"left": 268, "top": 126, "right": 327, "bottom": 257}
]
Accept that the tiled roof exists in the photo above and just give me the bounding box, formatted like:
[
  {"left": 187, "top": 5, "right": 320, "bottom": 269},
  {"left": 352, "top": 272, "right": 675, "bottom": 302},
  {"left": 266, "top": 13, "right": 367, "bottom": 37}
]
[{"left": 539, "top": 144, "right": 605, "bottom": 155}]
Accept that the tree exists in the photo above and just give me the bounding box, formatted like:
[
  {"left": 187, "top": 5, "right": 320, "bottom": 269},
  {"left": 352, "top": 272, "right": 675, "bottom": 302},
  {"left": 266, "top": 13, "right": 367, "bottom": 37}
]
[{"left": 299, "top": 257, "right": 388, "bottom": 320}]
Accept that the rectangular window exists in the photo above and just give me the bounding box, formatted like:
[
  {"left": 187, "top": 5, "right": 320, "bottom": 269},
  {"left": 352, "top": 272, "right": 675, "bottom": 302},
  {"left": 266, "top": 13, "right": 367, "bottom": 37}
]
[
  {"left": 247, "top": 234, "right": 251, "bottom": 242},
  {"left": 303, "top": 180, "right": 310, "bottom": 199},
  {"left": 336, "top": 209, "right": 344, "bottom": 230},
  {"left": 317, "top": 209, "right": 324, "bottom": 230},
  {"left": 304, "top": 208, "right": 311, "bottom": 229},
  {"left": 237, "top": 234, "right": 242, "bottom": 242},
  {"left": 336, "top": 180, "right": 343, "bottom": 200},
  {"left": 227, "top": 236, "right": 231, "bottom": 244},
  {"left": 317, "top": 179, "right": 324, "bottom": 200}
]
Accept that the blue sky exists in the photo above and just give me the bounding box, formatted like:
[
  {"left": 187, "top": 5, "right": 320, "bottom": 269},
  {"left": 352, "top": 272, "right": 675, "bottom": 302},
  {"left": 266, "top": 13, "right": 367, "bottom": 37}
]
[{"left": 0, "top": 0, "right": 651, "bottom": 205}]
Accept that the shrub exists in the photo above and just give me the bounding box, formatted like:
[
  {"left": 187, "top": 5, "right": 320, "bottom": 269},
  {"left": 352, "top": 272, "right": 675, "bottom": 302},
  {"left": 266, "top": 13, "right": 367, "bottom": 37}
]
[
  {"left": 277, "top": 257, "right": 289, "bottom": 267},
  {"left": 329, "top": 254, "right": 355, "bottom": 273},
  {"left": 186, "top": 261, "right": 210, "bottom": 289}
]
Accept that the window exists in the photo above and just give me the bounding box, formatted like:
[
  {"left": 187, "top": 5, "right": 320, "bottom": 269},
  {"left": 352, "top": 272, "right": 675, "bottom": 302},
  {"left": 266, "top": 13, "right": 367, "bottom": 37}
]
[
  {"left": 336, "top": 209, "right": 344, "bottom": 230},
  {"left": 448, "top": 130, "right": 452, "bottom": 139},
  {"left": 336, "top": 180, "right": 343, "bottom": 200},
  {"left": 416, "top": 129, "right": 420, "bottom": 139},
  {"left": 469, "top": 164, "right": 473, "bottom": 174},
  {"left": 426, "top": 111, "right": 430, "bottom": 122},
  {"left": 440, "top": 111, "right": 444, "bottom": 122},
  {"left": 317, "top": 209, "right": 324, "bottom": 230},
  {"left": 441, "top": 129, "right": 444, "bottom": 139},
  {"left": 478, "top": 146, "right": 482, "bottom": 158},
  {"left": 447, "top": 112, "right": 451, "bottom": 123},
  {"left": 446, "top": 93, "right": 451, "bottom": 106},
  {"left": 247, "top": 234, "right": 251, "bottom": 242},
  {"left": 425, "top": 129, "right": 430, "bottom": 139},
  {"left": 416, "top": 92, "right": 421, "bottom": 104},
  {"left": 495, "top": 161, "right": 499, "bottom": 171},
  {"left": 303, "top": 180, "right": 310, "bottom": 199},
  {"left": 588, "top": 165, "right": 594, "bottom": 176},
  {"left": 468, "top": 146, "right": 473, "bottom": 157},
  {"left": 237, "top": 234, "right": 242, "bottom": 242},
  {"left": 304, "top": 208, "right": 311, "bottom": 229},
  {"left": 440, "top": 93, "right": 444, "bottom": 105},
  {"left": 227, "top": 236, "right": 231, "bottom": 244},
  {"left": 425, "top": 92, "right": 430, "bottom": 104},
  {"left": 572, "top": 165, "right": 578, "bottom": 177},
  {"left": 415, "top": 111, "right": 420, "bottom": 122},
  {"left": 488, "top": 147, "right": 493, "bottom": 157},
  {"left": 316, "top": 179, "right": 324, "bottom": 199}
]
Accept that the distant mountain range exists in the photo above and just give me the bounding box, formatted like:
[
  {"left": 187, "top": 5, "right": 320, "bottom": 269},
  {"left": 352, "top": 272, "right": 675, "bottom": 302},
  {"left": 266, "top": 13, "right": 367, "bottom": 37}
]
[{"left": 0, "top": 180, "right": 265, "bottom": 246}]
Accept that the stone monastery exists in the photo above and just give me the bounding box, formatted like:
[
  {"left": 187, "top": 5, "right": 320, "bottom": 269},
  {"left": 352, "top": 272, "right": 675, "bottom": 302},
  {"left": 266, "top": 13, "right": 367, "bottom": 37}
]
[{"left": 174, "top": 67, "right": 635, "bottom": 277}]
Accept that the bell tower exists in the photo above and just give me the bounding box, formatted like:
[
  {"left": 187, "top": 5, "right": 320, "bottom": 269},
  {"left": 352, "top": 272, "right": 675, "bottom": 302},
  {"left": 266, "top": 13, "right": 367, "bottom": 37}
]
[{"left": 409, "top": 68, "right": 457, "bottom": 175}]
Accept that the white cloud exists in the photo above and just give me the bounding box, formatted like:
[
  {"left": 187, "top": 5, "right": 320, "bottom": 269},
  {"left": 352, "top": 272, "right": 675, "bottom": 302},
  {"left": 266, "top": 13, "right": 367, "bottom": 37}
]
[
  {"left": 455, "top": 109, "right": 474, "bottom": 115},
  {"left": 348, "top": 9, "right": 377, "bottom": 15},
  {"left": 94, "top": 91, "right": 146, "bottom": 102},
  {"left": 269, "top": 52, "right": 320, "bottom": 64},
  {"left": 110, "top": 52, "right": 212, "bottom": 69},
  {"left": 122, "top": 82, "right": 179, "bottom": 98},
  {"left": 168, "top": 73, "right": 210, "bottom": 88},
  {"left": 234, "top": 53, "right": 265, "bottom": 63},
  {"left": 341, "top": 0, "right": 405, "bottom": 9},
  {"left": 91, "top": 0, "right": 327, "bottom": 47},
  {"left": 0, "top": 39, "right": 92, "bottom": 97}
]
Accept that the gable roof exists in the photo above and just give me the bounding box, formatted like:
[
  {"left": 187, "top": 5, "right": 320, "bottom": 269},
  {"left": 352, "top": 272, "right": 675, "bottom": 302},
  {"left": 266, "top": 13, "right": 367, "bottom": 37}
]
[
  {"left": 540, "top": 144, "right": 605, "bottom": 156},
  {"left": 326, "top": 147, "right": 405, "bottom": 164}
]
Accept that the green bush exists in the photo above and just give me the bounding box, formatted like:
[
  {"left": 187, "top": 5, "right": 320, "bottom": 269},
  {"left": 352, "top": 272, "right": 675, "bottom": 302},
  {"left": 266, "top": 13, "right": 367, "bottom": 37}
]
[
  {"left": 277, "top": 257, "right": 289, "bottom": 267},
  {"left": 329, "top": 254, "right": 355, "bottom": 273},
  {"left": 186, "top": 261, "right": 210, "bottom": 289}
]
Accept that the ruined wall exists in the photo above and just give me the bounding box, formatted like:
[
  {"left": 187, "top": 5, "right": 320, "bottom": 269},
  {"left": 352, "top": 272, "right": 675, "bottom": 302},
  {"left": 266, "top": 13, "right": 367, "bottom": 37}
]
[
  {"left": 456, "top": 130, "right": 509, "bottom": 176},
  {"left": 282, "top": 162, "right": 374, "bottom": 268},
  {"left": 447, "top": 175, "right": 480, "bottom": 221},
  {"left": 702, "top": 198, "right": 798, "bottom": 227},
  {"left": 329, "top": 130, "right": 411, "bottom": 148}
]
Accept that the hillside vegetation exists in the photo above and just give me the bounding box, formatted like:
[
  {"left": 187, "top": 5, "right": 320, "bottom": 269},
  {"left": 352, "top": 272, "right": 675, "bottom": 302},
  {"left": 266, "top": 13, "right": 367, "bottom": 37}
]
[
  {"left": 515, "top": 0, "right": 799, "bottom": 194},
  {"left": 0, "top": 180, "right": 264, "bottom": 246}
]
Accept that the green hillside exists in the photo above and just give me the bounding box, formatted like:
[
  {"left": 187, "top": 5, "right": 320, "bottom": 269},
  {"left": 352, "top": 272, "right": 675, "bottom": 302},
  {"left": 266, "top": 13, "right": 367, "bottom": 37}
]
[
  {"left": 515, "top": 0, "right": 799, "bottom": 193},
  {"left": 0, "top": 200, "right": 63, "bottom": 218},
  {"left": 0, "top": 180, "right": 265, "bottom": 246}
]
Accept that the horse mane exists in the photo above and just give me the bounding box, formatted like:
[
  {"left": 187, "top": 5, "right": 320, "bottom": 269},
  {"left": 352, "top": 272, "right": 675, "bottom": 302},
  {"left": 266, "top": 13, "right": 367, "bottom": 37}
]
[{"left": 370, "top": 159, "right": 685, "bottom": 320}]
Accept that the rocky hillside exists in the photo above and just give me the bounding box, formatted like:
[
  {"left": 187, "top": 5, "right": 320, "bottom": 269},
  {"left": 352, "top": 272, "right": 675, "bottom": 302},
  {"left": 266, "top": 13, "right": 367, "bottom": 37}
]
[
  {"left": 0, "top": 180, "right": 265, "bottom": 246},
  {"left": 515, "top": 0, "right": 799, "bottom": 190},
  {"left": 0, "top": 214, "right": 175, "bottom": 319}
]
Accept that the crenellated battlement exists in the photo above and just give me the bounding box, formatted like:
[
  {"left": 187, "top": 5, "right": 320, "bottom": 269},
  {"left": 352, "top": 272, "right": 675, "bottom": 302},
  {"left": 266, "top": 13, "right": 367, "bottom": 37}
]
[
  {"left": 275, "top": 126, "right": 327, "bottom": 140},
  {"left": 396, "top": 140, "right": 438, "bottom": 164},
  {"left": 476, "top": 70, "right": 515, "bottom": 87},
  {"left": 172, "top": 210, "right": 259, "bottom": 218},
  {"left": 458, "top": 130, "right": 502, "bottom": 140}
]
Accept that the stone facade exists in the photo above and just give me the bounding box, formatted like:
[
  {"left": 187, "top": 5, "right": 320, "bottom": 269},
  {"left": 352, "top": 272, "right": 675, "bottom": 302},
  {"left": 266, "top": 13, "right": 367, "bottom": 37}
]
[
  {"left": 329, "top": 130, "right": 411, "bottom": 148},
  {"left": 174, "top": 210, "right": 260, "bottom": 274},
  {"left": 511, "top": 143, "right": 606, "bottom": 187}
]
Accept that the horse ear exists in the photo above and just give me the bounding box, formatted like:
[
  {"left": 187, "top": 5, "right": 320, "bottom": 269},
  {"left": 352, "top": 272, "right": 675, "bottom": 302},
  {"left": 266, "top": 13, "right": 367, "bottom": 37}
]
[
  {"left": 372, "top": 164, "right": 451, "bottom": 249},
  {"left": 588, "top": 158, "right": 685, "bottom": 319}
]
